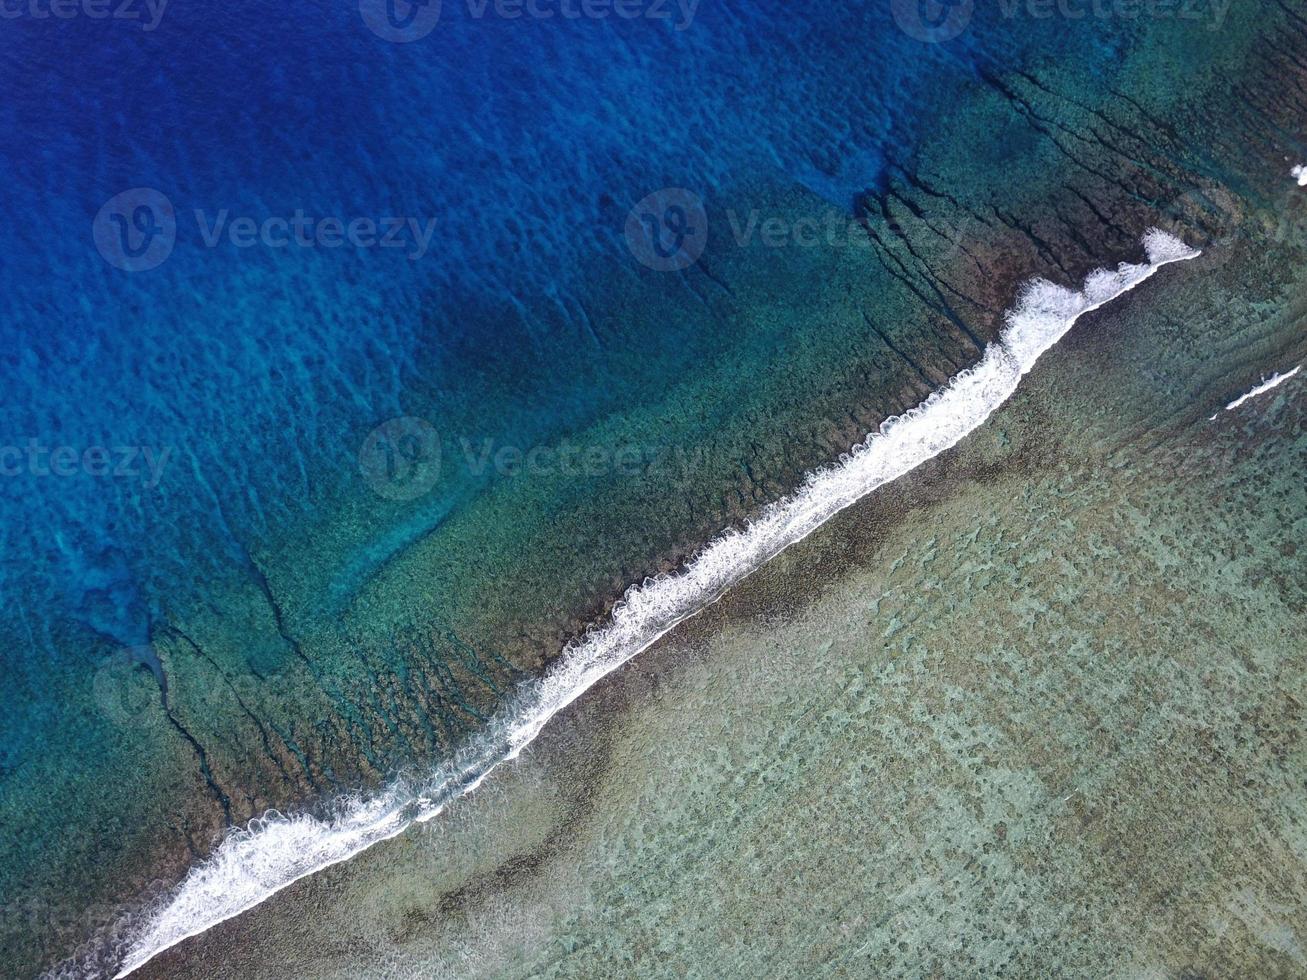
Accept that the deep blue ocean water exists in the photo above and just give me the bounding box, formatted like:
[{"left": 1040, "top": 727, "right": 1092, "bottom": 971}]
[
  {"left": 0, "top": 0, "right": 1000, "bottom": 784},
  {"left": 1, "top": 0, "right": 958, "bottom": 646},
  {"left": 0, "top": 0, "right": 1127, "bottom": 667},
  {"left": 0, "top": 2, "right": 1006, "bottom": 958}
]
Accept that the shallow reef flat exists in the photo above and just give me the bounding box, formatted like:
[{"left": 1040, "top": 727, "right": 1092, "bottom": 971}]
[{"left": 132, "top": 150, "right": 1307, "bottom": 978}]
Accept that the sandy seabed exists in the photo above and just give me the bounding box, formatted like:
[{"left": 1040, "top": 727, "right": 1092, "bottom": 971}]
[{"left": 135, "top": 227, "right": 1307, "bottom": 979}]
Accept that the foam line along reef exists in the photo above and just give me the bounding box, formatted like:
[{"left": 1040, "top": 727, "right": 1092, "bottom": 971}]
[
  {"left": 83, "top": 228, "right": 1199, "bottom": 980},
  {"left": 1213, "top": 364, "right": 1302, "bottom": 417}
]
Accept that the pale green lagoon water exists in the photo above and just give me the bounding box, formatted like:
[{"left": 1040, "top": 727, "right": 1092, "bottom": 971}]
[{"left": 135, "top": 214, "right": 1307, "bottom": 978}]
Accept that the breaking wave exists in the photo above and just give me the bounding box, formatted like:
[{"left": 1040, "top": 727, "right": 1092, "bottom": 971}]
[{"left": 54, "top": 228, "right": 1199, "bottom": 980}]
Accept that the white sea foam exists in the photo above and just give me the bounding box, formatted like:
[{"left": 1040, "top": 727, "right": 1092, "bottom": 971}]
[
  {"left": 81, "top": 228, "right": 1197, "bottom": 980},
  {"left": 1293, "top": 165, "right": 1307, "bottom": 187},
  {"left": 1209, "top": 364, "right": 1302, "bottom": 419}
]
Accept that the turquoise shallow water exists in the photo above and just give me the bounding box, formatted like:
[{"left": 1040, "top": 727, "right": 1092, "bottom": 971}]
[
  {"left": 122, "top": 155, "right": 1307, "bottom": 980},
  {"left": 2, "top": 0, "right": 1306, "bottom": 975}
]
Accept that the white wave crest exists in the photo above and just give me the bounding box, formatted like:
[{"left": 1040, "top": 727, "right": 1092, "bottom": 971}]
[
  {"left": 72, "top": 228, "right": 1197, "bottom": 980},
  {"left": 1210, "top": 363, "right": 1302, "bottom": 419}
]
